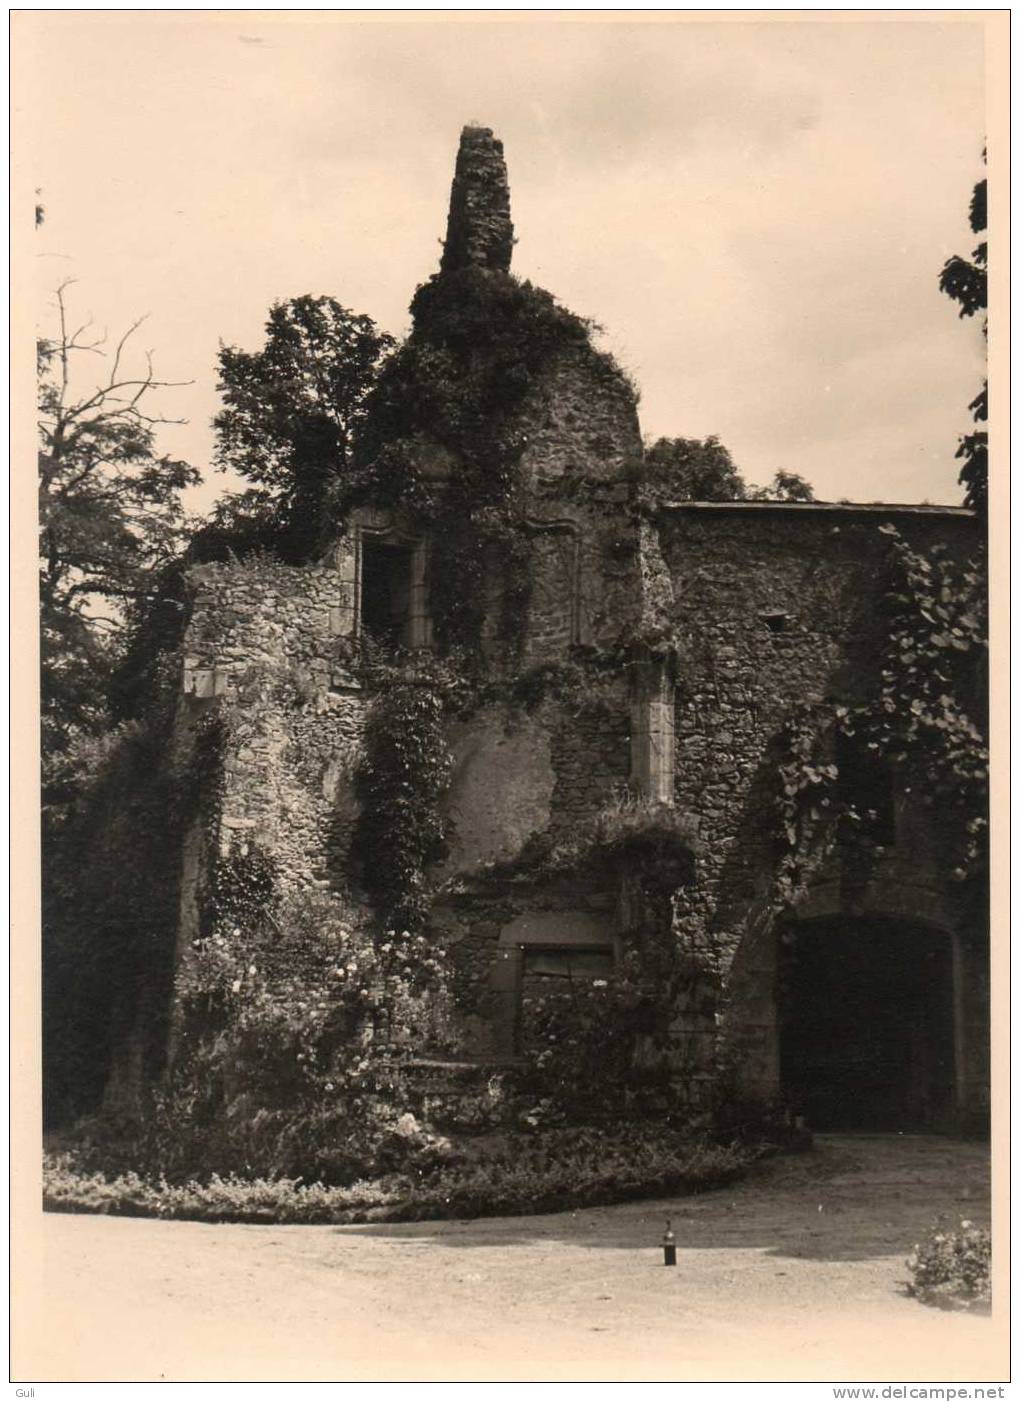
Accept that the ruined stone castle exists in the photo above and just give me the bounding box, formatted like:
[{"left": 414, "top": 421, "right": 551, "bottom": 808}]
[{"left": 156, "top": 127, "right": 987, "bottom": 1133}]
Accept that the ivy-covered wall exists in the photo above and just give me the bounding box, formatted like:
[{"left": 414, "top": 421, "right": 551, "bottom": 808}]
[
  {"left": 43, "top": 713, "right": 189, "bottom": 1122},
  {"left": 656, "top": 502, "right": 987, "bottom": 1121}
]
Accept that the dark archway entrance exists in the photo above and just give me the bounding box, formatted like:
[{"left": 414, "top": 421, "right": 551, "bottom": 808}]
[{"left": 779, "top": 916, "right": 956, "bottom": 1131}]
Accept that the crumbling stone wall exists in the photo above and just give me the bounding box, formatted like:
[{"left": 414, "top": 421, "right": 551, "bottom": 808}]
[
  {"left": 173, "top": 558, "right": 371, "bottom": 960},
  {"left": 168, "top": 498, "right": 986, "bottom": 1123},
  {"left": 441, "top": 705, "right": 556, "bottom": 874},
  {"left": 522, "top": 528, "right": 580, "bottom": 661},
  {"left": 518, "top": 347, "right": 641, "bottom": 491},
  {"left": 512, "top": 343, "right": 646, "bottom": 657},
  {"left": 545, "top": 688, "right": 631, "bottom": 840}
]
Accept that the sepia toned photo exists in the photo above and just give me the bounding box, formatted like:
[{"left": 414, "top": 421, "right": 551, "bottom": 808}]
[{"left": 12, "top": 9, "right": 1008, "bottom": 1389}]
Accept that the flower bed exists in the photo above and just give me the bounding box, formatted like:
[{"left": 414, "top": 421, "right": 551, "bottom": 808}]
[{"left": 43, "top": 1126, "right": 756, "bottom": 1225}]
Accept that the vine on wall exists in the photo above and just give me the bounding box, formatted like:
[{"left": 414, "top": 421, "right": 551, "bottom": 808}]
[
  {"left": 352, "top": 660, "right": 455, "bottom": 931},
  {"left": 774, "top": 526, "right": 988, "bottom": 910},
  {"left": 867, "top": 526, "right": 987, "bottom": 877},
  {"left": 348, "top": 267, "right": 632, "bottom": 656}
]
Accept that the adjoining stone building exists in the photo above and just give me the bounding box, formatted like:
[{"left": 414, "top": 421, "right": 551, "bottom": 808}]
[{"left": 162, "top": 126, "right": 988, "bottom": 1133}]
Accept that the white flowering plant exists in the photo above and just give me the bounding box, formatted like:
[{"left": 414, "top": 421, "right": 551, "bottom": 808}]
[
  {"left": 157, "top": 854, "right": 464, "bottom": 1183},
  {"left": 906, "top": 1218, "right": 991, "bottom": 1310}
]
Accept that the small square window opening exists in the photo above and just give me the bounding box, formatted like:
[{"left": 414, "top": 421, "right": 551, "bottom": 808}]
[{"left": 759, "top": 611, "right": 790, "bottom": 634}]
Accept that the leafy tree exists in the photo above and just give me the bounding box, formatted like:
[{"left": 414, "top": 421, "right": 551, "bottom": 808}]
[
  {"left": 643, "top": 437, "right": 814, "bottom": 503},
  {"left": 940, "top": 177, "right": 987, "bottom": 317},
  {"left": 213, "top": 296, "right": 395, "bottom": 562},
  {"left": 747, "top": 469, "right": 816, "bottom": 503},
  {"left": 643, "top": 436, "right": 748, "bottom": 501},
  {"left": 38, "top": 281, "right": 200, "bottom": 801},
  {"left": 939, "top": 171, "right": 987, "bottom": 511}
]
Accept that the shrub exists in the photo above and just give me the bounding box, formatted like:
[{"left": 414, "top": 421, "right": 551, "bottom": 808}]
[
  {"left": 133, "top": 876, "right": 466, "bottom": 1186},
  {"left": 906, "top": 1219, "right": 991, "bottom": 1310},
  {"left": 512, "top": 955, "right": 672, "bottom": 1122}
]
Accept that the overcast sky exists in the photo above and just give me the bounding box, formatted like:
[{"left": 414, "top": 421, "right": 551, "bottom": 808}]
[{"left": 23, "top": 13, "right": 986, "bottom": 509}]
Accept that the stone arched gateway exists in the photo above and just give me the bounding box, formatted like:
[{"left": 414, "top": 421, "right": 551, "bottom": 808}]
[{"left": 777, "top": 914, "right": 958, "bottom": 1131}]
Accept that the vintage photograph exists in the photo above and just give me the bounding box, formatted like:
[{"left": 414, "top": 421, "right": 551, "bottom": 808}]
[{"left": 14, "top": 8, "right": 1005, "bottom": 1388}]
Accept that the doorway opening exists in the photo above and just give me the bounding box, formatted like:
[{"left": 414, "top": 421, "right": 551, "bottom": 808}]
[{"left": 779, "top": 915, "right": 955, "bottom": 1131}]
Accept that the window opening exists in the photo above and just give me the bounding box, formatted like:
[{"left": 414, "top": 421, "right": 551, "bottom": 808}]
[
  {"left": 760, "top": 610, "right": 789, "bottom": 634},
  {"left": 360, "top": 538, "right": 414, "bottom": 648}
]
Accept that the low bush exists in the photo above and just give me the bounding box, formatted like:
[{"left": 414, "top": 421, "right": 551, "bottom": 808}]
[
  {"left": 43, "top": 1125, "right": 755, "bottom": 1225},
  {"left": 906, "top": 1218, "right": 991, "bottom": 1310}
]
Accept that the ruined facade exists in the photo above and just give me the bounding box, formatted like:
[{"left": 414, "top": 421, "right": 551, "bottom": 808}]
[{"left": 161, "top": 127, "right": 988, "bottom": 1133}]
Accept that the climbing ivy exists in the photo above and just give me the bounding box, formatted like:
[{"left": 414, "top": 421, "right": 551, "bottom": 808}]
[
  {"left": 349, "top": 267, "right": 631, "bottom": 656},
  {"left": 352, "top": 658, "right": 456, "bottom": 931},
  {"left": 773, "top": 526, "right": 988, "bottom": 908},
  {"left": 774, "top": 703, "right": 851, "bottom": 908},
  {"left": 866, "top": 525, "right": 987, "bottom": 877}
]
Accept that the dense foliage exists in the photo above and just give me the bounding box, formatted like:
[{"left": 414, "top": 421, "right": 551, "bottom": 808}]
[
  {"left": 514, "top": 948, "right": 684, "bottom": 1124},
  {"left": 939, "top": 172, "right": 987, "bottom": 511},
  {"left": 42, "top": 713, "right": 190, "bottom": 1124},
  {"left": 352, "top": 657, "right": 460, "bottom": 930},
  {"left": 43, "top": 1128, "right": 752, "bottom": 1224},
  {"left": 147, "top": 869, "right": 462, "bottom": 1184},
  {"left": 907, "top": 1218, "right": 991, "bottom": 1310}
]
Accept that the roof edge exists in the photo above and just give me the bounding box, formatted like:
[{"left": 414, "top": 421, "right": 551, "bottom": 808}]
[{"left": 655, "top": 500, "right": 975, "bottom": 519}]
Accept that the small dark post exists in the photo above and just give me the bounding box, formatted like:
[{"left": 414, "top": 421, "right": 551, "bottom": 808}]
[{"left": 662, "top": 1219, "right": 677, "bottom": 1267}]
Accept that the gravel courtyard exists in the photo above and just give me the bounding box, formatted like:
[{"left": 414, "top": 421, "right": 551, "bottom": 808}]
[{"left": 20, "top": 1134, "right": 1003, "bottom": 1382}]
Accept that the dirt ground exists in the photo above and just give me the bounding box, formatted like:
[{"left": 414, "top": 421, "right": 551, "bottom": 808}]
[{"left": 18, "top": 1134, "right": 1005, "bottom": 1382}]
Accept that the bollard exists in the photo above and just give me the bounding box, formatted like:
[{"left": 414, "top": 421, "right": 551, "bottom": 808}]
[{"left": 662, "top": 1219, "right": 677, "bottom": 1266}]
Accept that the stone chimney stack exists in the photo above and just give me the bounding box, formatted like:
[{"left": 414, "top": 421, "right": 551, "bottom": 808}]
[{"left": 440, "top": 125, "right": 514, "bottom": 275}]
